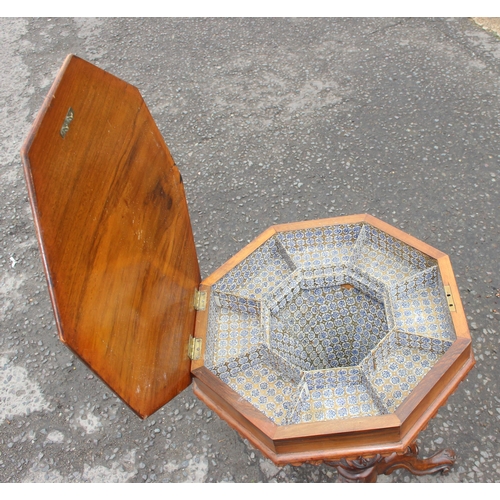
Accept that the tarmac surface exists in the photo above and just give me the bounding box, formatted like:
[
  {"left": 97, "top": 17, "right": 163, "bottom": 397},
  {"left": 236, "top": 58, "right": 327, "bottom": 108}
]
[{"left": 0, "top": 17, "right": 499, "bottom": 483}]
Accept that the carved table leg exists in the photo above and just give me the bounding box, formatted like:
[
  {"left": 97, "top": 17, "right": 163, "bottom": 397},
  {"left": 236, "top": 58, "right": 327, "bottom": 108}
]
[{"left": 324, "top": 443, "right": 456, "bottom": 483}]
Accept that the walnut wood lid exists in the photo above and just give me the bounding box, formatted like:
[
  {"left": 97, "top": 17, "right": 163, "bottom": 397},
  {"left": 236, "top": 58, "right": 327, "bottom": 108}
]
[{"left": 21, "top": 55, "right": 200, "bottom": 418}]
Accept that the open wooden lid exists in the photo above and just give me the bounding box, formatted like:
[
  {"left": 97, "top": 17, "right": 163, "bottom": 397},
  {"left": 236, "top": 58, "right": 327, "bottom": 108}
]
[{"left": 21, "top": 55, "right": 201, "bottom": 418}]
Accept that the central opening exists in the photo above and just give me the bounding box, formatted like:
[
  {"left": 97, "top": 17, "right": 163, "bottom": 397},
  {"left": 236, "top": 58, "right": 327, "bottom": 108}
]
[{"left": 269, "top": 282, "right": 389, "bottom": 371}]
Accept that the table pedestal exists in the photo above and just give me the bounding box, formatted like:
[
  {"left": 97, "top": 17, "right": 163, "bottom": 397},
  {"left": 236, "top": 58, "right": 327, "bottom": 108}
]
[{"left": 323, "top": 443, "right": 456, "bottom": 483}]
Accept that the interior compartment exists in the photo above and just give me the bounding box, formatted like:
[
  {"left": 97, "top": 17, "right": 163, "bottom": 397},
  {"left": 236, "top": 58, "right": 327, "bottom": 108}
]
[
  {"left": 277, "top": 223, "right": 363, "bottom": 271},
  {"left": 269, "top": 283, "right": 389, "bottom": 371},
  {"left": 204, "top": 294, "right": 264, "bottom": 370},
  {"left": 385, "top": 270, "right": 456, "bottom": 342},
  {"left": 211, "top": 343, "right": 304, "bottom": 425},
  {"left": 361, "top": 330, "right": 453, "bottom": 412},
  {"left": 289, "top": 367, "right": 387, "bottom": 424},
  {"left": 349, "top": 224, "right": 437, "bottom": 294},
  {"left": 213, "top": 237, "right": 295, "bottom": 301}
]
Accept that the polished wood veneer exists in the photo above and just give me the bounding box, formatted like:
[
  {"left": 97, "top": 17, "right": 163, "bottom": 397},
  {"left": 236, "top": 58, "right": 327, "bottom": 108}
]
[{"left": 21, "top": 55, "right": 200, "bottom": 418}]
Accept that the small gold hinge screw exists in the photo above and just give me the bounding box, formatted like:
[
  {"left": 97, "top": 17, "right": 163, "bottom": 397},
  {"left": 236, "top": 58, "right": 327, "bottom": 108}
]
[
  {"left": 194, "top": 290, "right": 207, "bottom": 311},
  {"left": 188, "top": 336, "right": 202, "bottom": 360},
  {"left": 444, "top": 285, "right": 456, "bottom": 312}
]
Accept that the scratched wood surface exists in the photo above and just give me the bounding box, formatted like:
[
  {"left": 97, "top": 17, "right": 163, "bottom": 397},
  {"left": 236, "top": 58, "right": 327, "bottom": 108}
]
[{"left": 21, "top": 55, "right": 200, "bottom": 418}]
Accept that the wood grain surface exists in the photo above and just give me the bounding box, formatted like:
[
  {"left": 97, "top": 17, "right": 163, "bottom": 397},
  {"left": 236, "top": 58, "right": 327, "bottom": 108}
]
[{"left": 21, "top": 55, "right": 200, "bottom": 418}]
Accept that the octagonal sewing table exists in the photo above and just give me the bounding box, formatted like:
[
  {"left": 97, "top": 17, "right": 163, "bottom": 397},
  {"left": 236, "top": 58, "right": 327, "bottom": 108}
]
[{"left": 21, "top": 55, "right": 475, "bottom": 482}]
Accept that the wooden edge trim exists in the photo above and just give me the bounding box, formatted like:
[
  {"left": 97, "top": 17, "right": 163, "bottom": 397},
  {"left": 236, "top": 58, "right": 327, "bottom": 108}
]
[
  {"left": 396, "top": 338, "right": 474, "bottom": 429},
  {"left": 273, "top": 413, "right": 400, "bottom": 441},
  {"left": 272, "top": 413, "right": 402, "bottom": 461},
  {"left": 192, "top": 374, "right": 406, "bottom": 466},
  {"left": 192, "top": 372, "right": 277, "bottom": 455},
  {"left": 267, "top": 440, "right": 408, "bottom": 467},
  {"left": 191, "top": 285, "right": 211, "bottom": 371},
  {"left": 191, "top": 366, "right": 277, "bottom": 437},
  {"left": 21, "top": 157, "right": 65, "bottom": 344},
  {"left": 202, "top": 227, "right": 277, "bottom": 286},
  {"left": 19, "top": 55, "right": 76, "bottom": 346},
  {"left": 363, "top": 214, "right": 447, "bottom": 260},
  {"left": 437, "top": 255, "right": 470, "bottom": 339},
  {"left": 271, "top": 214, "right": 369, "bottom": 233}
]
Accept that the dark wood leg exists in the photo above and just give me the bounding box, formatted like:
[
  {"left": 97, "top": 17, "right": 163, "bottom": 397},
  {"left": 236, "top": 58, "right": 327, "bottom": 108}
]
[{"left": 324, "top": 443, "right": 456, "bottom": 483}]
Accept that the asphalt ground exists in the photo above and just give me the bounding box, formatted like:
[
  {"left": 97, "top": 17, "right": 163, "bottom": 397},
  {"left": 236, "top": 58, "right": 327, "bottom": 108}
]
[{"left": 1, "top": 17, "right": 499, "bottom": 484}]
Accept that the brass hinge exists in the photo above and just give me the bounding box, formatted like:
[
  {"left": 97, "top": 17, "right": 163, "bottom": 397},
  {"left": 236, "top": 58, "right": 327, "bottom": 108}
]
[
  {"left": 188, "top": 336, "right": 202, "bottom": 360},
  {"left": 444, "top": 285, "right": 456, "bottom": 312},
  {"left": 194, "top": 290, "right": 207, "bottom": 311}
]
